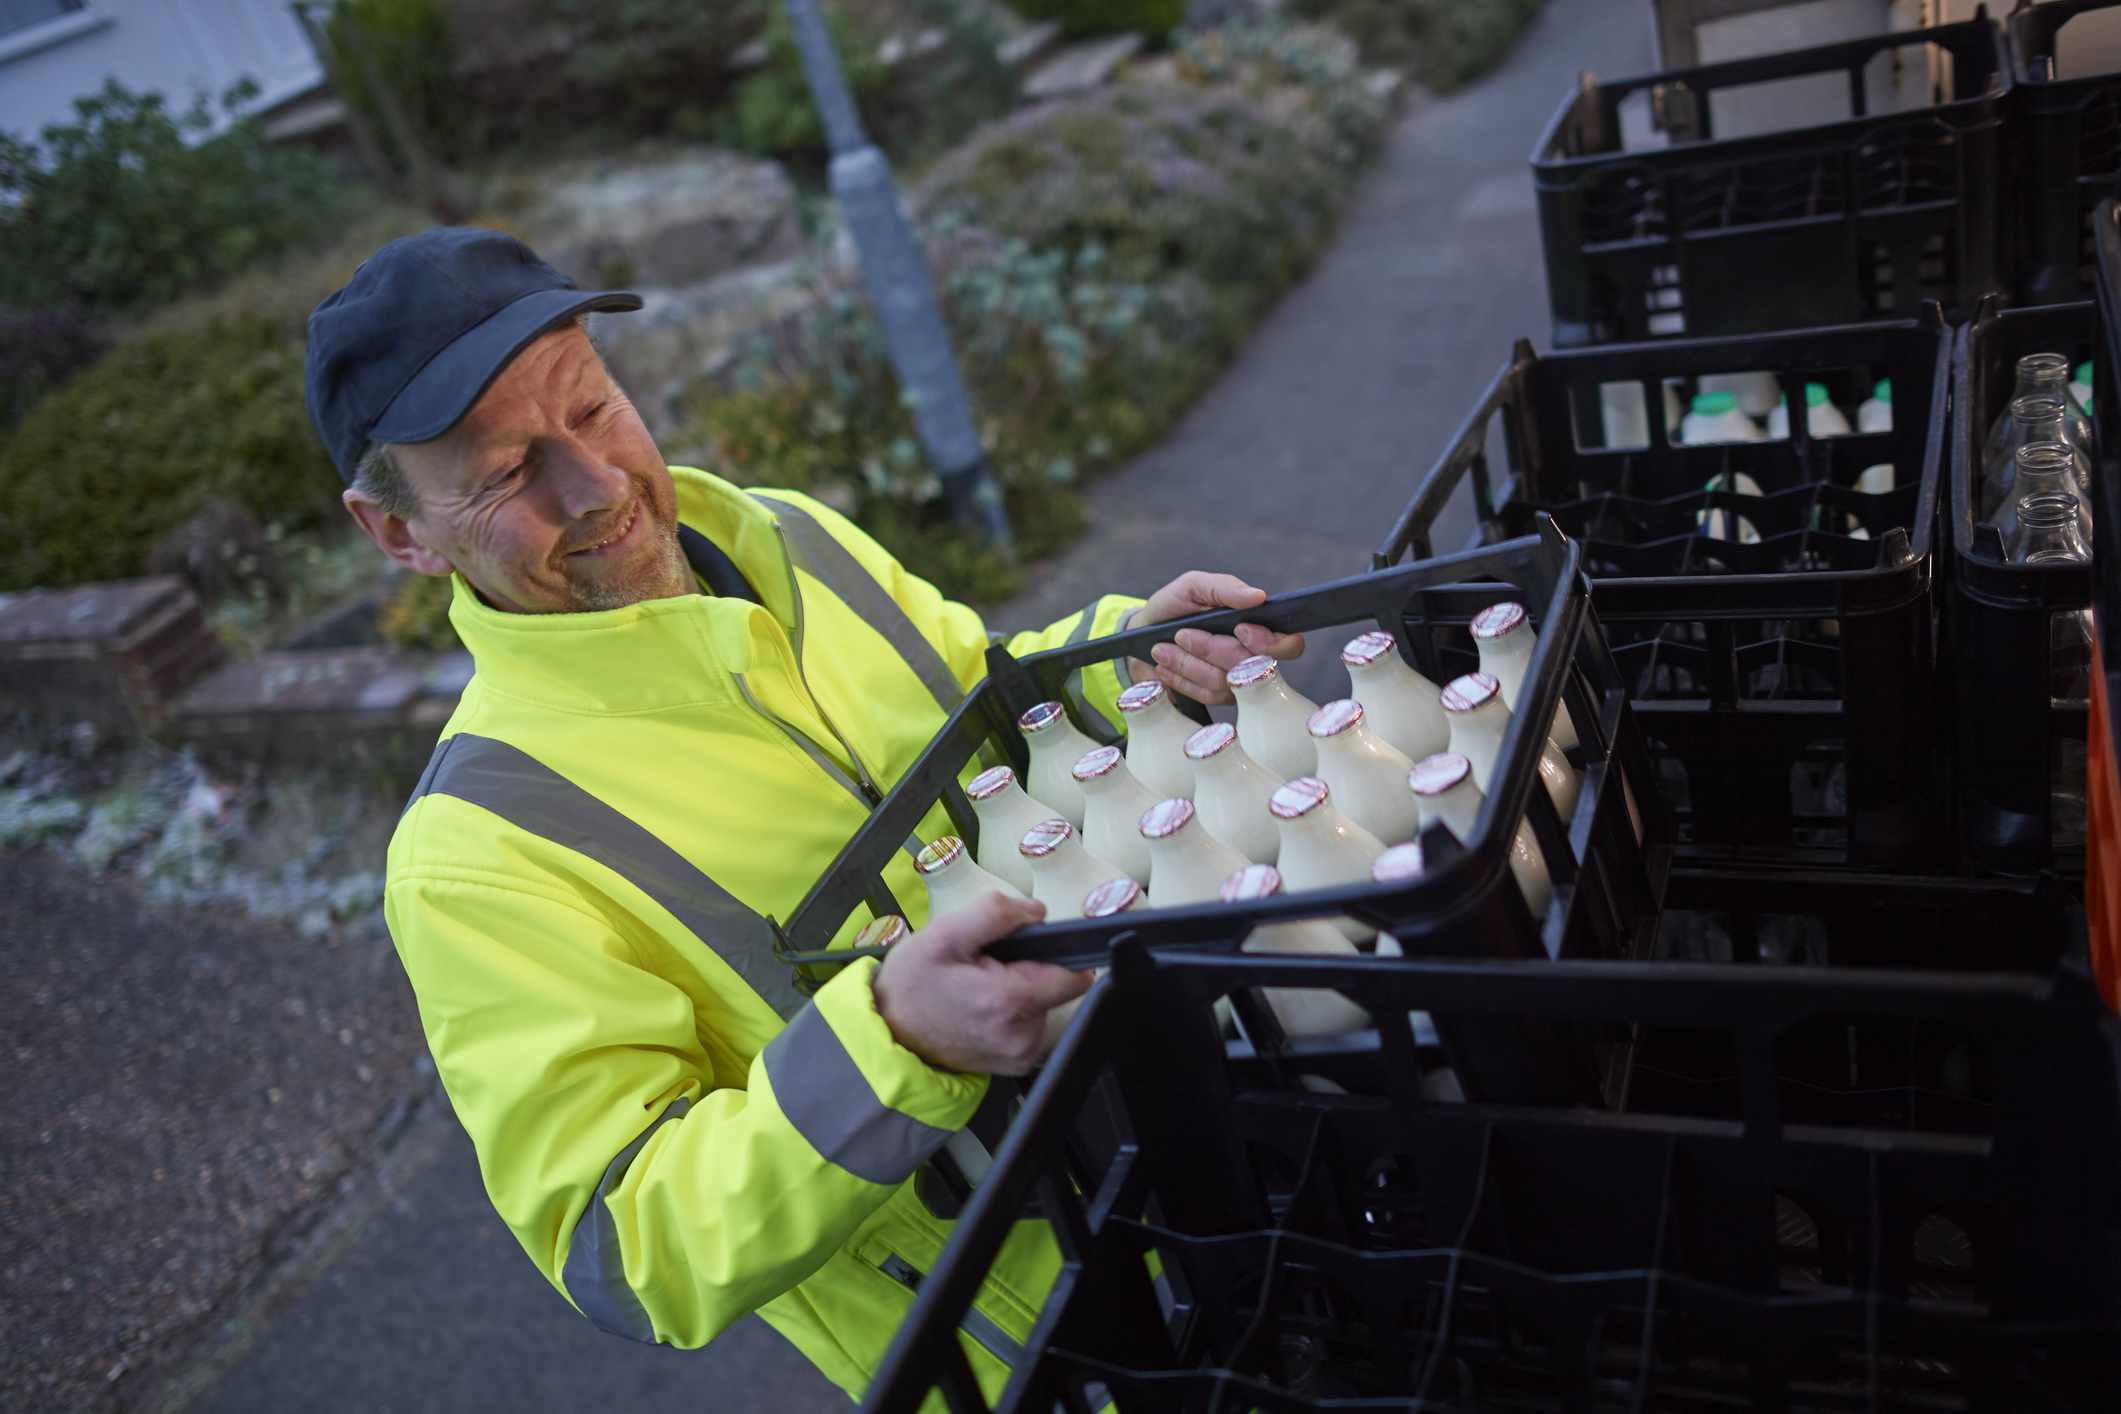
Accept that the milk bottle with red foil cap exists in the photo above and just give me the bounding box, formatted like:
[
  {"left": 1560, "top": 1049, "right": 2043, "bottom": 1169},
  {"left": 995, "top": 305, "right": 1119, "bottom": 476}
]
[
  {"left": 1019, "top": 817, "right": 1130, "bottom": 920},
  {"left": 1441, "top": 672, "right": 1580, "bottom": 822},
  {"left": 1367, "top": 846, "right": 1467, "bottom": 1100},
  {"left": 1221, "top": 863, "right": 1370, "bottom": 1038},
  {"left": 853, "top": 913, "right": 909, "bottom": 951},
  {"left": 1017, "top": 701, "right": 1099, "bottom": 830},
  {"left": 1073, "top": 745, "right": 1158, "bottom": 887},
  {"left": 1269, "top": 776, "right": 1384, "bottom": 941},
  {"left": 916, "top": 835, "right": 1028, "bottom": 918},
  {"left": 1341, "top": 629, "right": 1448, "bottom": 760},
  {"left": 1407, "top": 752, "right": 1553, "bottom": 927},
  {"left": 1307, "top": 699, "right": 1418, "bottom": 843},
  {"left": 1184, "top": 722, "right": 1281, "bottom": 864},
  {"left": 1114, "top": 680, "right": 1195, "bottom": 800},
  {"left": 1228, "top": 654, "right": 1319, "bottom": 782},
  {"left": 1140, "top": 797, "right": 1250, "bottom": 906},
  {"left": 1470, "top": 601, "right": 1578, "bottom": 751},
  {"left": 1040, "top": 876, "right": 1143, "bottom": 1054},
  {"left": 966, "top": 765, "right": 1058, "bottom": 893}
]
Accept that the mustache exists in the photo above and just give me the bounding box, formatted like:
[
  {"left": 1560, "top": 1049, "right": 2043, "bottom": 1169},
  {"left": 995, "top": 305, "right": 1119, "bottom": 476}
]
[{"left": 558, "top": 492, "right": 653, "bottom": 556}]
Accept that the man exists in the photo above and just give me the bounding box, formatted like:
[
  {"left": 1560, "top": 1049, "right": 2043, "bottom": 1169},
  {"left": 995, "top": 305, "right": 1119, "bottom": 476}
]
[{"left": 308, "top": 227, "right": 1302, "bottom": 1401}]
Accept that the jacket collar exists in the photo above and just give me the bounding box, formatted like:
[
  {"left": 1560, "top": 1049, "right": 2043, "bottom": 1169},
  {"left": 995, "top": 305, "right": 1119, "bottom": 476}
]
[{"left": 445, "top": 467, "right": 799, "bottom": 715}]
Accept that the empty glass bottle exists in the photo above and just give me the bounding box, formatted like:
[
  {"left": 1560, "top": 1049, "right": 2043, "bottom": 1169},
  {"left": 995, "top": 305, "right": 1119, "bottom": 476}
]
[
  {"left": 1995, "top": 445, "right": 2092, "bottom": 551},
  {"left": 1987, "top": 352, "right": 2094, "bottom": 463},
  {"left": 1984, "top": 392, "right": 2091, "bottom": 519},
  {"left": 2008, "top": 491, "right": 2092, "bottom": 566}
]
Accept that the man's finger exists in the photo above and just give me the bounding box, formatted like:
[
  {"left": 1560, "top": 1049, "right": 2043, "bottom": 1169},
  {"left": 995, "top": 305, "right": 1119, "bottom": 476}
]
[
  {"left": 925, "top": 890, "right": 1046, "bottom": 957},
  {"left": 1149, "top": 643, "right": 1237, "bottom": 704},
  {"left": 1008, "top": 961, "right": 1095, "bottom": 1014},
  {"left": 1166, "top": 571, "right": 1267, "bottom": 614},
  {"left": 1235, "top": 622, "right": 1305, "bottom": 661},
  {"left": 1172, "top": 626, "right": 1253, "bottom": 673}
]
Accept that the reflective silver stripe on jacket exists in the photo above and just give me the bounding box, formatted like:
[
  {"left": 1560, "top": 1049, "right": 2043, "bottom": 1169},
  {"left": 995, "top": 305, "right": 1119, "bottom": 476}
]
[
  {"left": 563, "top": 1096, "right": 692, "bottom": 1342},
  {"left": 407, "top": 733, "right": 808, "bottom": 1021},
  {"left": 763, "top": 1002, "right": 954, "bottom": 1185},
  {"left": 758, "top": 495, "right": 962, "bottom": 714},
  {"left": 1059, "top": 597, "right": 1126, "bottom": 747}
]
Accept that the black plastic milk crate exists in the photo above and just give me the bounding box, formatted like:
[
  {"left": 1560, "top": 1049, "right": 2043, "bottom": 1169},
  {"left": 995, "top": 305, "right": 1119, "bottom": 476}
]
[
  {"left": 1532, "top": 16, "right": 2008, "bottom": 347},
  {"left": 2007, "top": 0, "right": 2121, "bottom": 302},
  {"left": 1375, "top": 312, "right": 1950, "bottom": 871},
  {"left": 1949, "top": 296, "right": 2098, "bottom": 875},
  {"left": 772, "top": 522, "right": 1669, "bottom": 1008},
  {"left": 861, "top": 938, "right": 2121, "bottom": 1413}
]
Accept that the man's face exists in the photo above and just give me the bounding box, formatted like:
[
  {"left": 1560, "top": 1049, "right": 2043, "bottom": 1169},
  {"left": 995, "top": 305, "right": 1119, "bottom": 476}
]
[{"left": 348, "top": 325, "right": 691, "bottom": 615}]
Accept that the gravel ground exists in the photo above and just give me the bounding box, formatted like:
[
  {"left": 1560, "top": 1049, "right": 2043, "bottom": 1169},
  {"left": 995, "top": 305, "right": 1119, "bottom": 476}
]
[{"left": 0, "top": 846, "right": 426, "bottom": 1412}]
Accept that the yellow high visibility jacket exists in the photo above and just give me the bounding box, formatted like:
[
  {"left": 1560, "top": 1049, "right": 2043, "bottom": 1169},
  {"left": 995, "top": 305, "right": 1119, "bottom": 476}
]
[{"left": 384, "top": 465, "right": 1141, "bottom": 1401}]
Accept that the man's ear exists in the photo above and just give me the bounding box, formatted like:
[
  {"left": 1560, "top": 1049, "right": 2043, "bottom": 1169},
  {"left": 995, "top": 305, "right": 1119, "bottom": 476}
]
[{"left": 342, "top": 490, "right": 454, "bottom": 577}]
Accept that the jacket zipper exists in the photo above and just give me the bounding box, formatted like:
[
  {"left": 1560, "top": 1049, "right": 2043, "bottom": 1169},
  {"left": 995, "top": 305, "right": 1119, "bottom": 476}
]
[
  {"left": 767, "top": 522, "right": 885, "bottom": 805},
  {"left": 877, "top": 1253, "right": 1026, "bottom": 1369}
]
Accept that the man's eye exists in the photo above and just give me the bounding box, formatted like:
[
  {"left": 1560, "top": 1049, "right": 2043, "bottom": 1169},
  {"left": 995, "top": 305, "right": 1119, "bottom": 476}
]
[{"left": 488, "top": 464, "right": 525, "bottom": 490}]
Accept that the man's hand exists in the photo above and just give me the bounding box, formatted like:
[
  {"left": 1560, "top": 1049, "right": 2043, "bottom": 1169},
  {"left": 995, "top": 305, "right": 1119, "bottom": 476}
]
[
  {"left": 871, "top": 893, "right": 1091, "bottom": 1076},
  {"left": 1128, "top": 572, "right": 1305, "bottom": 706}
]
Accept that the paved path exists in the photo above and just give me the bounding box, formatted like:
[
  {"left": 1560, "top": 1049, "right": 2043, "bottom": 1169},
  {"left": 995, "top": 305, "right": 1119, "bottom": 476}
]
[
  {"left": 996, "top": 0, "right": 1652, "bottom": 705},
  {"left": 195, "top": 4, "right": 1651, "bottom": 1410}
]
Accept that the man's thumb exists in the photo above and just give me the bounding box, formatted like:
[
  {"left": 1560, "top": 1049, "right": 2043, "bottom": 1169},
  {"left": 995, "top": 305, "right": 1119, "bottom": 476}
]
[{"left": 933, "top": 890, "right": 1046, "bottom": 956}]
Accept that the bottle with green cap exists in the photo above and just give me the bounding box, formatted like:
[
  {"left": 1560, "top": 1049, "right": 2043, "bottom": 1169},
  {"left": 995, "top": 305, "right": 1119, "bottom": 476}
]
[
  {"left": 2072, "top": 362, "right": 2094, "bottom": 426},
  {"left": 1766, "top": 382, "right": 1852, "bottom": 441},
  {"left": 1858, "top": 378, "right": 1892, "bottom": 433},
  {"left": 1678, "top": 388, "right": 1763, "bottom": 445}
]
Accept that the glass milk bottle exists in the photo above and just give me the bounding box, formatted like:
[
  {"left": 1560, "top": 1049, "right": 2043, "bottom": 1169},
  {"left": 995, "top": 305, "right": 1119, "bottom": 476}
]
[
  {"left": 966, "top": 765, "right": 1059, "bottom": 894},
  {"left": 1341, "top": 629, "right": 1448, "bottom": 760},
  {"left": 1997, "top": 444, "right": 2093, "bottom": 548},
  {"left": 1307, "top": 699, "right": 1418, "bottom": 844},
  {"left": 1072, "top": 745, "right": 1158, "bottom": 887},
  {"left": 1018, "top": 818, "right": 1129, "bottom": 920},
  {"left": 1985, "top": 354, "right": 2094, "bottom": 475},
  {"left": 1679, "top": 390, "right": 1763, "bottom": 444},
  {"left": 1368, "top": 847, "right": 1467, "bottom": 1102},
  {"left": 1184, "top": 721, "right": 1282, "bottom": 865},
  {"left": 1041, "top": 876, "right": 1143, "bottom": 1054},
  {"left": 1139, "top": 797, "right": 1250, "bottom": 906},
  {"left": 1470, "top": 601, "right": 1578, "bottom": 751},
  {"left": 1017, "top": 701, "right": 1100, "bottom": 830},
  {"left": 1114, "top": 680, "right": 1196, "bottom": 801},
  {"left": 1408, "top": 752, "right": 1554, "bottom": 927},
  {"left": 1441, "top": 672, "right": 1580, "bottom": 823},
  {"left": 1985, "top": 395, "right": 2090, "bottom": 519},
  {"left": 1228, "top": 654, "right": 1319, "bottom": 782},
  {"left": 853, "top": 913, "right": 908, "bottom": 950},
  {"left": 1220, "top": 863, "right": 1370, "bottom": 1038},
  {"left": 1268, "top": 776, "right": 1385, "bottom": 942},
  {"left": 1699, "top": 370, "right": 1780, "bottom": 419},
  {"left": 916, "top": 835, "right": 1028, "bottom": 917},
  {"left": 1859, "top": 378, "right": 1892, "bottom": 433},
  {"left": 1765, "top": 382, "right": 1851, "bottom": 441}
]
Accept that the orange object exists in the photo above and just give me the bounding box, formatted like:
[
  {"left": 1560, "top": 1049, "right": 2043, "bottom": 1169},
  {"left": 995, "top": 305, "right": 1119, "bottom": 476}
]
[{"left": 2089, "top": 637, "right": 2121, "bottom": 1012}]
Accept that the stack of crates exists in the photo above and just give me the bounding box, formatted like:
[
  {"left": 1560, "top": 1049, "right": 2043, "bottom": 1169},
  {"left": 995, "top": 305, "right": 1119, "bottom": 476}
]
[{"left": 844, "top": 5, "right": 2121, "bottom": 1410}]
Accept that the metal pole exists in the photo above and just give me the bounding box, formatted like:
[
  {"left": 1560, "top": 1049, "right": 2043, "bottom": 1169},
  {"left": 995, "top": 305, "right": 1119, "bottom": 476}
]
[{"left": 782, "top": 0, "right": 1015, "bottom": 555}]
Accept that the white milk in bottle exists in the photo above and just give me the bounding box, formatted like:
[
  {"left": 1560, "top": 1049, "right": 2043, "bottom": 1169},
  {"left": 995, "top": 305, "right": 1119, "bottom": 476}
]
[
  {"left": 1858, "top": 378, "right": 1892, "bottom": 433},
  {"left": 1441, "top": 672, "right": 1580, "bottom": 822},
  {"left": 916, "top": 835, "right": 1028, "bottom": 918},
  {"left": 1040, "top": 876, "right": 1143, "bottom": 1055},
  {"left": 1072, "top": 745, "right": 1159, "bottom": 887},
  {"left": 1228, "top": 654, "right": 1319, "bottom": 782},
  {"left": 1268, "top": 776, "right": 1385, "bottom": 942},
  {"left": 1220, "top": 863, "right": 1369, "bottom": 1038},
  {"left": 1679, "top": 390, "right": 1764, "bottom": 445},
  {"left": 1114, "top": 680, "right": 1197, "bottom": 801},
  {"left": 1184, "top": 721, "right": 1282, "bottom": 865},
  {"left": 1470, "top": 600, "right": 1578, "bottom": 751},
  {"left": 1018, "top": 818, "right": 1128, "bottom": 920},
  {"left": 1341, "top": 629, "right": 1449, "bottom": 760},
  {"left": 1367, "top": 846, "right": 1467, "bottom": 1102},
  {"left": 1139, "top": 797, "right": 1251, "bottom": 906},
  {"left": 1407, "top": 753, "right": 1554, "bottom": 926},
  {"left": 966, "top": 765, "right": 1059, "bottom": 894},
  {"left": 1017, "top": 701, "right": 1100, "bottom": 830},
  {"left": 1307, "top": 699, "right": 1418, "bottom": 844},
  {"left": 1699, "top": 371, "right": 1780, "bottom": 420},
  {"left": 1766, "top": 382, "right": 1851, "bottom": 441}
]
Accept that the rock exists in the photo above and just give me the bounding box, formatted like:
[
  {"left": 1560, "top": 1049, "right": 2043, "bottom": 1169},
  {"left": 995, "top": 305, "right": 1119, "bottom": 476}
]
[
  {"left": 145, "top": 499, "right": 286, "bottom": 607},
  {"left": 591, "top": 261, "right": 829, "bottom": 436},
  {"left": 524, "top": 150, "right": 805, "bottom": 291},
  {"left": 996, "top": 18, "right": 1063, "bottom": 72},
  {"left": 1023, "top": 33, "right": 1146, "bottom": 100}
]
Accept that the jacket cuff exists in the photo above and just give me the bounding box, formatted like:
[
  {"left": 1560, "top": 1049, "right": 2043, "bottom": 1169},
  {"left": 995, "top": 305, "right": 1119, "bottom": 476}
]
[{"left": 812, "top": 955, "right": 988, "bottom": 1134}]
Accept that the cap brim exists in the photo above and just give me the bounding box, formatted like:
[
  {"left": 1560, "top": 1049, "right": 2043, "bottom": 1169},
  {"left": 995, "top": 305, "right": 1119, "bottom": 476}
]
[{"left": 368, "top": 287, "right": 644, "bottom": 448}]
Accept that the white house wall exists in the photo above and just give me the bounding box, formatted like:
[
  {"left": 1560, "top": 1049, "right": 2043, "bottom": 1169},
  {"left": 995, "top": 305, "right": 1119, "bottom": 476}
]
[{"left": 1, "top": 0, "right": 320, "bottom": 144}]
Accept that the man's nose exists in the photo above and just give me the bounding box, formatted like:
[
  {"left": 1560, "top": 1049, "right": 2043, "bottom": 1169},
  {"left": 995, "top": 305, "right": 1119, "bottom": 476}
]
[{"left": 547, "top": 436, "right": 631, "bottom": 519}]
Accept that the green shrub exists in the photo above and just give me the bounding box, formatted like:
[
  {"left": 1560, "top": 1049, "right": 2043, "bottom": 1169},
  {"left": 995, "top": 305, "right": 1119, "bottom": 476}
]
[
  {"left": 0, "top": 306, "right": 106, "bottom": 431},
  {"left": 377, "top": 572, "right": 460, "bottom": 650},
  {"left": 326, "top": 0, "right": 469, "bottom": 163},
  {"left": 0, "top": 79, "right": 346, "bottom": 313},
  {"left": 1285, "top": 0, "right": 1546, "bottom": 91},
  {"left": 1013, "top": 0, "right": 1186, "bottom": 45},
  {"left": 532, "top": 0, "right": 766, "bottom": 135},
  {"left": 0, "top": 314, "right": 338, "bottom": 591}
]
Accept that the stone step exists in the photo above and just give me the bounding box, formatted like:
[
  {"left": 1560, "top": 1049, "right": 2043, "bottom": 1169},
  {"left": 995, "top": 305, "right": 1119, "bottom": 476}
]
[
  {"left": 1021, "top": 32, "right": 1146, "bottom": 101},
  {"left": 0, "top": 577, "right": 223, "bottom": 735},
  {"left": 169, "top": 647, "right": 472, "bottom": 769}
]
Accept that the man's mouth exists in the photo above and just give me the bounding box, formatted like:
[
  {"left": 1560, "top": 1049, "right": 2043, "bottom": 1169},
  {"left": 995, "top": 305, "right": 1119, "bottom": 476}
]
[{"left": 568, "top": 501, "right": 641, "bottom": 558}]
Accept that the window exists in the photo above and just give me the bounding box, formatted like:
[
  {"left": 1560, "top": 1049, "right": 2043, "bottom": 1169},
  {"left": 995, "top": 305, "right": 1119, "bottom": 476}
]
[{"left": 0, "top": 1, "right": 85, "bottom": 43}]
